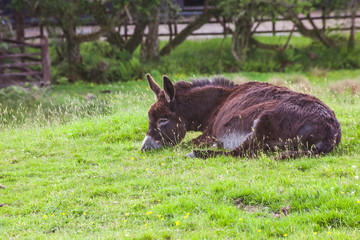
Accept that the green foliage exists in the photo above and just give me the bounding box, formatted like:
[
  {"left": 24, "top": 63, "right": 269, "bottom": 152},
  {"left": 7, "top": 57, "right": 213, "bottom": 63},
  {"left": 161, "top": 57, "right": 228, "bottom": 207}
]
[
  {"left": 50, "top": 41, "right": 145, "bottom": 82},
  {"left": 51, "top": 35, "right": 360, "bottom": 82},
  {"left": 26, "top": 0, "right": 126, "bottom": 27},
  {"left": 0, "top": 11, "right": 14, "bottom": 39},
  {"left": 81, "top": 41, "right": 144, "bottom": 82},
  {"left": 0, "top": 42, "right": 8, "bottom": 50},
  {"left": 216, "top": 0, "right": 282, "bottom": 19}
]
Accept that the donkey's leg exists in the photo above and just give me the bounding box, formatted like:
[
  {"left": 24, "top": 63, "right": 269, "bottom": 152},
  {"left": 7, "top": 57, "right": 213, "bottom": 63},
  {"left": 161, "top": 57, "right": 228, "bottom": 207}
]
[
  {"left": 275, "top": 132, "right": 341, "bottom": 160},
  {"left": 190, "top": 130, "right": 217, "bottom": 147},
  {"left": 187, "top": 132, "right": 263, "bottom": 159},
  {"left": 272, "top": 113, "right": 341, "bottom": 160}
]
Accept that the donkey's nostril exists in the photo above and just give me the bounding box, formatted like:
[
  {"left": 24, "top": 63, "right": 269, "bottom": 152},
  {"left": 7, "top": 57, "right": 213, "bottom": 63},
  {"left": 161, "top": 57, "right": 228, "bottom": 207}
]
[
  {"left": 141, "top": 143, "right": 154, "bottom": 152},
  {"left": 141, "top": 135, "right": 162, "bottom": 152},
  {"left": 141, "top": 145, "right": 150, "bottom": 152}
]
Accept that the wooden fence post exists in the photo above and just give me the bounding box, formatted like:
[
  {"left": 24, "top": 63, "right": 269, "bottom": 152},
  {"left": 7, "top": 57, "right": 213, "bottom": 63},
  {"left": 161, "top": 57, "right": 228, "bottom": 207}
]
[
  {"left": 272, "top": 21, "right": 276, "bottom": 36},
  {"left": 125, "top": 22, "right": 128, "bottom": 40},
  {"left": 41, "top": 36, "right": 51, "bottom": 85},
  {"left": 322, "top": 7, "right": 326, "bottom": 31}
]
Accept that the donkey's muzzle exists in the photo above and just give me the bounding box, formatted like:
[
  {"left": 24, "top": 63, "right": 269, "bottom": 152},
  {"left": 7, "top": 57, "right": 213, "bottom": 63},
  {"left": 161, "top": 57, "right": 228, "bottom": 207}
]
[{"left": 141, "top": 135, "right": 162, "bottom": 152}]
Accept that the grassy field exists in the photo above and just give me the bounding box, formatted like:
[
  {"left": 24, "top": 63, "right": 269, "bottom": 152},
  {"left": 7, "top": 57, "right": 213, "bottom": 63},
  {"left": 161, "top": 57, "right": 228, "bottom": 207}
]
[{"left": 1, "top": 70, "right": 360, "bottom": 239}]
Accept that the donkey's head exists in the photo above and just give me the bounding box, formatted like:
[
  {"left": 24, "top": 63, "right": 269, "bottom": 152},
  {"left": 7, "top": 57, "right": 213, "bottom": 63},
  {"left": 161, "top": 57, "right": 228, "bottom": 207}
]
[{"left": 141, "top": 74, "right": 186, "bottom": 152}]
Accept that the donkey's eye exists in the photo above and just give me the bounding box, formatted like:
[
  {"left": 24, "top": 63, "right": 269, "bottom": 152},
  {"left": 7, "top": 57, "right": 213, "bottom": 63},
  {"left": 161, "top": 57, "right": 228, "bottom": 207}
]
[{"left": 158, "top": 118, "right": 169, "bottom": 126}]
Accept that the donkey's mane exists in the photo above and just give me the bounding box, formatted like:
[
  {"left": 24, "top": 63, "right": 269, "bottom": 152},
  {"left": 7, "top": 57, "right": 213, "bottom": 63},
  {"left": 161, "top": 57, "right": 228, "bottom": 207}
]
[{"left": 174, "top": 76, "right": 236, "bottom": 92}]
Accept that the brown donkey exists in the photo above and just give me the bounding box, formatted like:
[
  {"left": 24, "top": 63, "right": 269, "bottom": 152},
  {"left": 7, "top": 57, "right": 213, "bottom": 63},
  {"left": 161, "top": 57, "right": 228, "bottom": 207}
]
[{"left": 141, "top": 74, "right": 341, "bottom": 159}]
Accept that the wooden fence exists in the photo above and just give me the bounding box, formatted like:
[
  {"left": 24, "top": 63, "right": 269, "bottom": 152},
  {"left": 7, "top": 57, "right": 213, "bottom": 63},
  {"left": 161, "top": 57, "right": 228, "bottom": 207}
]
[
  {"left": 120, "top": 13, "right": 360, "bottom": 39},
  {"left": 0, "top": 34, "right": 50, "bottom": 88}
]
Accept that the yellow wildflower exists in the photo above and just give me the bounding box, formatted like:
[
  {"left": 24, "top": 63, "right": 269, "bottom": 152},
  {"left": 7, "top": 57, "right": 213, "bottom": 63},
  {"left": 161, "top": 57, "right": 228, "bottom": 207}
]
[
  {"left": 161, "top": 218, "right": 164, "bottom": 220},
  {"left": 313, "top": 232, "right": 317, "bottom": 235},
  {"left": 124, "top": 219, "right": 127, "bottom": 223},
  {"left": 239, "top": 218, "right": 243, "bottom": 221},
  {"left": 186, "top": 212, "right": 190, "bottom": 216},
  {"left": 258, "top": 230, "right": 261, "bottom": 232},
  {"left": 62, "top": 212, "right": 66, "bottom": 215},
  {"left": 83, "top": 212, "right": 87, "bottom": 216},
  {"left": 145, "top": 224, "right": 148, "bottom": 228},
  {"left": 125, "top": 213, "right": 129, "bottom": 216},
  {"left": 283, "top": 234, "right": 288, "bottom": 237},
  {"left": 328, "top": 232, "right": 331, "bottom": 234},
  {"left": 175, "top": 221, "right": 180, "bottom": 226},
  {"left": 184, "top": 215, "right": 188, "bottom": 219},
  {"left": 43, "top": 215, "right": 47, "bottom": 218},
  {"left": 146, "top": 211, "right": 153, "bottom": 215}
]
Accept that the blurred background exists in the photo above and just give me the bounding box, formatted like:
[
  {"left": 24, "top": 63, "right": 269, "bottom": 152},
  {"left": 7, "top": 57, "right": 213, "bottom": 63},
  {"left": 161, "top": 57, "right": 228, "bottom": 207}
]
[{"left": 0, "top": 0, "right": 359, "bottom": 87}]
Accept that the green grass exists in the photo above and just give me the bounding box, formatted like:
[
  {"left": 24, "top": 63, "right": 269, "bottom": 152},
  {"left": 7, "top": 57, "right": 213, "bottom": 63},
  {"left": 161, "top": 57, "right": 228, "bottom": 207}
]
[{"left": 1, "top": 71, "right": 360, "bottom": 239}]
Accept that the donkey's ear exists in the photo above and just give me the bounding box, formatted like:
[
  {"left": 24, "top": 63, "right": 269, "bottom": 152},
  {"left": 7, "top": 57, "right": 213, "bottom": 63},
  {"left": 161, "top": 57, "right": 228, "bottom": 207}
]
[
  {"left": 146, "top": 73, "right": 161, "bottom": 97},
  {"left": 163, "top": 75, "right": 175, "bottom": 103}
]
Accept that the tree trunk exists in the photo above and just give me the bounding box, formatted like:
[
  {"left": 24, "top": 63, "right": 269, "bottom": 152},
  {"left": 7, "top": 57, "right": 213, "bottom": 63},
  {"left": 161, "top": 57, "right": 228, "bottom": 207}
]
[
  {"left": 124, "top": 19, "right": 147, "bottom": 54},
  {"left": 249, "top": 37, "right": 282, "bottom": 52},
  {"left": 141, "top": 8, "right": 159, "bottom": 61},
  {"left": 67, "top": 39, "right": 81, "bottom": 66},
  {"left": 231, "top": 23, "right": 241, "bottom": 61},
  {"left": 106, "top": 29, "right": 126, "bottom": 49},
  {"left": 66, "top": 39, "right": 82, "bottom": 81},
  {"left": 231, "top": 19, "right": 252, "bottom": 64},
  {"left": 348, "top": 0, "right": 358, "bottom": 51},
  {"left": 14, "top": 10, "right": 25, "bottom": 62},
  {"left": 63, "top": 22, "right": 82, "bottom": 81},
  {"left": 286, "top": 12, "right": 338, "bottom": 48},
  {"left": 160, "top": 9, "right": 217, "bottom": 56},
  {"left": 14, "top": 10, "right": 24, "bottom": 42}
]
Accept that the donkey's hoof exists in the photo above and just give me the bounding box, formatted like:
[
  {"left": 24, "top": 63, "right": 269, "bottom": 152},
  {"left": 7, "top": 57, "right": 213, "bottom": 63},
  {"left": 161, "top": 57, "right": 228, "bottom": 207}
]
[{"left": 185, "top": 151, "right": 197, "bottom": 158}]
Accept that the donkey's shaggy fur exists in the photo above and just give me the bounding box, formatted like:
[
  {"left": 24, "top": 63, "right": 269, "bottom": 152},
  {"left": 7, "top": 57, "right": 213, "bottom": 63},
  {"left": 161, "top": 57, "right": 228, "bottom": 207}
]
[{"left": 141, "top": 74, "right": 341, "bottom": 159}]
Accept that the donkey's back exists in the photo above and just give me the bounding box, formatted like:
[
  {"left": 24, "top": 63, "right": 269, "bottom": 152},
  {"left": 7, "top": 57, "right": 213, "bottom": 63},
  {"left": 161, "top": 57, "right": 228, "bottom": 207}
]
[{"left": 195, "top": 81, "right": 341, "bottom": 159}]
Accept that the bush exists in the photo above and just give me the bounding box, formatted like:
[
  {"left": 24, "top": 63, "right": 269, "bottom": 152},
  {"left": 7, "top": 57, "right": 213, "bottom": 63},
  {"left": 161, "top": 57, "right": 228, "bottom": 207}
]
[
  {"left": 80, "top": 42, "right": 145, "bottom": 82},
  {"left": 51, "top": 41, "right": 145, "bottom": 83}
]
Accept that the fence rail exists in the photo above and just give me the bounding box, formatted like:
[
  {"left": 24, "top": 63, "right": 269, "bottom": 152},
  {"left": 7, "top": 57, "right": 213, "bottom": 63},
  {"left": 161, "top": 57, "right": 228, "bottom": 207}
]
[
  {"left": 0, "top": 35, "right": 50, "bottom": 88},
  {"left": 118, "top": 13, "right": 360, "bottom": 39}
]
